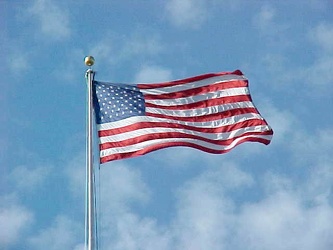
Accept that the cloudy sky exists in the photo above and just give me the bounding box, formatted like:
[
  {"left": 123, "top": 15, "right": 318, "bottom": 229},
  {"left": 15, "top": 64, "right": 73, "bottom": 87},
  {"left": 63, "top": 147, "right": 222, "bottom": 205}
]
[{"left": 2, "top": 0, "right": 333, "bottom": 249}]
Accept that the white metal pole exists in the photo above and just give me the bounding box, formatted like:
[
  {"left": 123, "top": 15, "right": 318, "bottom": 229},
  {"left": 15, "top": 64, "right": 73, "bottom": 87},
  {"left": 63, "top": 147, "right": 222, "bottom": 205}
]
[{"left": 85, "top": 56, "right": 95, "bottom": 250}]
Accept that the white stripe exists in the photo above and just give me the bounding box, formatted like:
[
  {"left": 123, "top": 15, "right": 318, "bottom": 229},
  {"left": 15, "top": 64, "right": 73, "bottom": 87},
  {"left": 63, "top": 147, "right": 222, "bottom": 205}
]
[
  {"left": 100, "top": 134, "right": 272, "bottom": 157},
  {"left": 145, "top": 101, "right": 255, "bottom": 117},
  {"left": 139, "top": 74, "right": 247, "bottom": 95},
  {"left": 97, "top": 113, "right": 265, "bottom": 131},
  {"left": 99, "top": 125, "right": 271, "bottom": 144},
  {"left": 144, "top": 87, "right": 249, "bottom": 106}
]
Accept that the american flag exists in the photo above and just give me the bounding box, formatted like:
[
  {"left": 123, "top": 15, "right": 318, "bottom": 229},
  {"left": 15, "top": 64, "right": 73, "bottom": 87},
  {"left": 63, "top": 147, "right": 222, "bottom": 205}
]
[{"left": 92, "top": 70, "right": 273, "bottom": 163}]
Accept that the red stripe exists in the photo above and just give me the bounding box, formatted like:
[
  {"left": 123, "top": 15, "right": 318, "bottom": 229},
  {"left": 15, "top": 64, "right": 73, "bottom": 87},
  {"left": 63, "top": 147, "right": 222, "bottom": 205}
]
[
  {"left": 146, "top": 107, "right": 259, "bottom": 122},
  {"left": 100, "top": 130, "right": 273, "bottom": 150},
  {"left": 143, "top": 80, "right": 248, "bottom": 100},
  {"left": 137, "top": 70, "right": 244, "bottom": 89},
  {"left": 145, "top": 95, "right": 252, "bottom": 110},
  {"left": 100, "top": 135, "right": 270, "bottom": 163}
]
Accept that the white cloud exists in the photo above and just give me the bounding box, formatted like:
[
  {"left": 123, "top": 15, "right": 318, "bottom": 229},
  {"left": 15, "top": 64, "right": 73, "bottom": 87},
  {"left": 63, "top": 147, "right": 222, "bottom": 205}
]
[
  {"left": 147, "top": 147, "right": 213, "bottom": 171},
  {"left": 170, "top": 162, "right": 333, "bottom": 250},
  {"left": 121, "top": 32, "right": 163, "bottom": 59},
  {"left": 6, "top": 42, "right": 33, "bottom": 75},
  {"left": 89, "top": 40, "right": 114, "bottom": 64},
  {"left": 235, "top": 190, "right": 333, "bottom": 250},
  {"left": 312, "top": 55, "right": 333, "bottom": 81},
  {"left": 96, "top": 162, "right": 171, "bottom": 250},
  {"left": 199, "top": 162, "right": 254, "bottom": 190},
  {"left": 29, "top": 0, "right": 70, "bottom": 40},
  {"left": 298, "top": 23, "right": 333, "bottom": 88},
  {"left": 106, "top": 213, "right": 171, "bottom": 250},
  {"left": 305, "top": 162, "right": 333, "bottom": 204},
  {"left": 66, "top": 153, "right": 151, "bottom": 214},
  {"left": 256, "top": 22, "right": 333, "bottom": 91},
  {"left": 9, "top": 165, "right": 52, "bottom": 192},
  {"left": 309, "top": 22, "right": 333, "bottom": 52},
  {"left": 88, "top": 30, "right": 164, "bottom": 68},
  {"left": 165, "top": 0, "right": 208, "bottom": 28},
  {"left": 0, "top": 195, "right": 33, "bottom": 248},
  {"left": 260, "top": 53, "right": 286, "bottom": 75},
  {"left": 262, "top": 172, "right": 293, "bottom": 195},
  {"left": 253, "top": 5, "right": 276, "bottom": 29},
  {"left": 134, "top": 65, "right": 173, "bottom": 83},
  {"left": 8, "top": 50, "right": 29, "bottom": 73},
  {"left": 53, "top": 48, "right": 85, "bottom": 83},
  {"left": 257, "top": 99, "right": 297, "bottom": 145},
  {"left": 73, "top": 243, "right": 85, "bottom": 250},
  {"left": 74, "top": 155, "right": 333, "bottom": 250},
  {"left": 257, "top": 52, "right": 333, "bottom": 93},
  {"left": 65, "top": 152, "right": 86, "bottom": 198},
  {"left": 252, "top": 5, "right": 290, "bottom": 48},
  {"left": 290, "top": 128, "right": 333, "bottom": 165},
  {"left": 70, "top": 159, "right": 244, "bottom": 250},
  {"left": 172, "top": 165, "right": 244, "bottom": 250},
  {"left": 0, "top": 138, "right": 6, "bottom": 164},
  {"left": 99, "top": 162, "right": 151, "bottom": 212},
  {"left": 288, "top": 128, "right": 333, "bottom": 204},
  {"left": 28, "top": 215, "right": 82, "bottom": 250},
  {"left": 298, "top": 54, "right": 333, "bottom": 88},
  {"left": 252, "top": 4, "right": 284, "bottom": 41}
]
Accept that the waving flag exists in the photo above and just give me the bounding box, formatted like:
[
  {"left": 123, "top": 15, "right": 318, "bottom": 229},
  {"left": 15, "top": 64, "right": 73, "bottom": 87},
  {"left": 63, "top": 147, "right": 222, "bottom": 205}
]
[{"left": 93, "top": 70, "right": 273, "bottom": 163}]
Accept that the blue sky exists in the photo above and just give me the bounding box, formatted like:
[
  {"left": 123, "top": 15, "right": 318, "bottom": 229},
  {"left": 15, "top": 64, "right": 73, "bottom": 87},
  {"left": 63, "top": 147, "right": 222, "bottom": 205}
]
[{"left": 2, "top": 0, "right": 333, "bottom": 249}]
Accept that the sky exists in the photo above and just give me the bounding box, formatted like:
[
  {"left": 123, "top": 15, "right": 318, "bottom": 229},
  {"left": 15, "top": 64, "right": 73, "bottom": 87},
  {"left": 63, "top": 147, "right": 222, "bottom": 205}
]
[{"left": 1, "top": 0, "right": 333, "bottom": 249}]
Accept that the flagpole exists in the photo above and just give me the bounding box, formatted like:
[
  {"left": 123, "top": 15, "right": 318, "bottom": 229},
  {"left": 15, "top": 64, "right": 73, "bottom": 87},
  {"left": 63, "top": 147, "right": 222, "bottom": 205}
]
[{"left": 85, "top": 56, "right": 95, "bottom": 250}]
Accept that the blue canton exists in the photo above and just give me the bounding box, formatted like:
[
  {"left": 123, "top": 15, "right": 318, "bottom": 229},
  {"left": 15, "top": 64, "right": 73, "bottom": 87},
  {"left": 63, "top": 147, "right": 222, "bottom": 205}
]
[{"left": 93, "top": 81, "right": 146, "bottom": 124}]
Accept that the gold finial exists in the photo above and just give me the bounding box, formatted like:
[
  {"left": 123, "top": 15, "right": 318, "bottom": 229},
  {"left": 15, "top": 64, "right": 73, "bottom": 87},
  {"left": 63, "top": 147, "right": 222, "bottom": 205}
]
[{"left": 84, "top": 56, "right": 95, "bottom": 67}]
